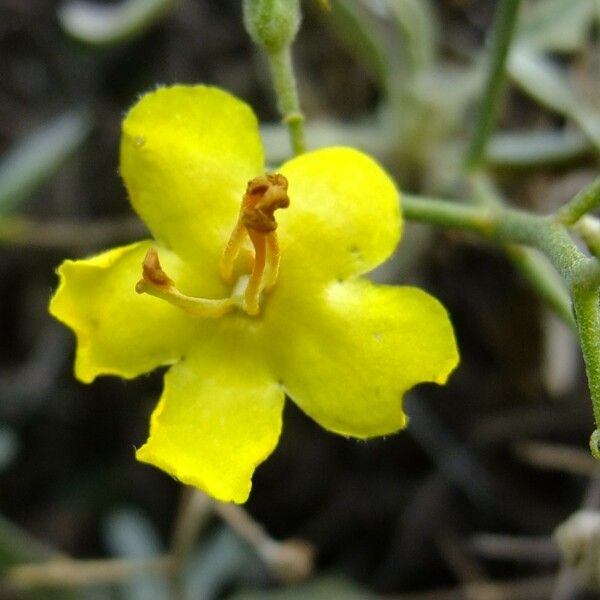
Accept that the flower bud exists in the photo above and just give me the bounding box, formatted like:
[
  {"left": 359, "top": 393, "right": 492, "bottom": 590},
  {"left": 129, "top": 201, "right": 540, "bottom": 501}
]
[{"left": 243, "top": 0, "right": 301, "bottom": 54}]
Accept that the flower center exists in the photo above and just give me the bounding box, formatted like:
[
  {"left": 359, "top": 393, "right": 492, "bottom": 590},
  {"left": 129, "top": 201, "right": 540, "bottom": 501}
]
[{"left": 135, "top": 174, "right": 290, "bottom": 317}]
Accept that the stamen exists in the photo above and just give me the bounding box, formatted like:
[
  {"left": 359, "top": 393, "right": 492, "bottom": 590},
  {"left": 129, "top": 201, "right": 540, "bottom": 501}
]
[
  {"left": 220, "top": 173, "right": 290, "bottom": 315},
  {"left": 263, "top": 232, "right": 281, "bottom": 291},
  {"left": 244, "top": 229, "right": 267, "bottom": 315},
  {"left": 138, "top": 174, "right": 290, "bottom": 319},
  {"left": 136, "top": 248, "right": 235, "bottom": 318},
  {"left": 219, "top": 220, "right": 246, "bottom": 283},
  {"left": 241, "top": 173, "right": 290, "bottom": 234}
]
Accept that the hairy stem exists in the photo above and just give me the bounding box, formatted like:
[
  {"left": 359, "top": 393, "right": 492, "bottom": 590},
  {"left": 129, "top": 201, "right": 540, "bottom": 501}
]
[
  {"left": 556, "top": 177, "right": 600, "bottom": 226},
  {"left": 504, "top": 245, "right": 575, "bottom": 328},
  {"left": 267, "top": 46, "right": 306, "bottom": 156},
  {"left": 572, "top": 289, "right": 600, "bottom": 433},
  {"left": 402, "top": 195, "right": 597, "bottom": 288},
  {"left": 575, "top": 216, "right": 600, "bottom": 258},
  {"left": 468, "top": 174, "right": 574, "bottom": 328},
  {"left": 403, "top": 192, "right": 600, "bottom": 445}
]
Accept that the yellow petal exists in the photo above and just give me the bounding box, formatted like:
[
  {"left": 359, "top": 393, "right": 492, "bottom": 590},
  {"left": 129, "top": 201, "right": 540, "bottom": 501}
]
[
  {"left": 120, "top": 85, "right": 264, "bottom": 266},
  {"left": 277, "top": 147, "right": 401, "bottom": 282},
  {"left": 136, "top": 340, "right": 284, "bottom": 503},
  {"left": 49, "top": 241, "right": 207, "bottom": 383},
  {"left": 266, "top": 279, "right": 458, "bottom": 438}
]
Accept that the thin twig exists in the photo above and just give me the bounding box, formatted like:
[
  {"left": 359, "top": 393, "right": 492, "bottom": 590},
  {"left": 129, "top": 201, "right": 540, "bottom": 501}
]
[
  {"left": 436, "top": 535, "right": 490, "bottom": 590},
  {"left": 167, "top": 488, "right": 213, "bottom": 599},
  {"left": 170, "top": 487, "right": 213, "bottom": 563},
  {"left": 514, "top": 440, "right": 597, "bottom": 476},
  {"left": 468, "top": 533, "right": 558, "bottom": 564},
  {"left": 5, "top": 557, "right": 175, "bottom": 590},
  {"left": 0, "top": 216, "right": 146, "bottom": 249},
  {"left": 213, "top": 501, "right": 314, "bottom": 583}
]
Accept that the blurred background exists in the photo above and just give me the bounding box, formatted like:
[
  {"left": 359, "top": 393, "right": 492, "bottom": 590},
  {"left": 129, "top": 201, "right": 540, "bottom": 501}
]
[{"left": 0, "top": 0, "right": 599, "bottom": 598}]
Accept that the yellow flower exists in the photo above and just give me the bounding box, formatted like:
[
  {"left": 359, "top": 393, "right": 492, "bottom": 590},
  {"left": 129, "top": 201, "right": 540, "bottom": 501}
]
[{"left": 49, "top": 85, "right": 459, "bottom": 503}]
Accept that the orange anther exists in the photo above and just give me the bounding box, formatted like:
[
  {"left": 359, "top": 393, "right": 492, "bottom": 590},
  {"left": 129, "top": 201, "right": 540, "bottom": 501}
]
[
  {"left": 136, "top": 248, "right": 235, "bottom": 318},
  {"left": 241, "top": 174, "right": 290, "bottom": 233},
  {"left": 220, "top": 174, "right": 289, "bottom": 315},
  {"left": 136, "top": 247, "right": 173, "bottom": 292},
  {"left": 139, "top": 174, "right": 290, "bottom": 319}
]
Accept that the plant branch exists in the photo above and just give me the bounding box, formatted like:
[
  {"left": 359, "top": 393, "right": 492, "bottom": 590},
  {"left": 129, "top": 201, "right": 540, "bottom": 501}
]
[
  {"left": 504, "top": 245, "right": 575, "bottom": 328},
  {"left": 468, "top": 174, "right": 575, "bottom": 328},
  {"left": 5, "top": 557, "right": 174, "bottom": 590},
  {"left": 574, "top": 216, "right": 600, "bottom": 258},
  {"left": 170, "top": 487, "right": 212, "bottom": 563},
  {"left": 573, "top": 289, "right": 600, "bottom": 441},
  {"left": 0, "top": 216, "right": 146, "bottom": 249},
  {"left": 213, "top": 501, "right": 314, "bottom": 583},
  {"left": 402, "top": 192, "right": 600, "bottom": 445},
  {"left": 556, "top": 176, "right": 600, "bottom": 226},
  {"left": 402, "top": 194, "right": 598, "bottom": 288}
]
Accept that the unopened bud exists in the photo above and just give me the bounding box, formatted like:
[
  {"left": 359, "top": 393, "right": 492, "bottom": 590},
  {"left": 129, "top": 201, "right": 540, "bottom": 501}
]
[{"left": 243, "top": 0, "right": 301, "bottom": 54}]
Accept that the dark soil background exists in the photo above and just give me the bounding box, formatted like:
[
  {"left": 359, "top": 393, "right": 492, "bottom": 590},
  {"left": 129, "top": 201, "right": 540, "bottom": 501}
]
[{"left": 1, "top": 0, "right": 599, "bottom": 598}]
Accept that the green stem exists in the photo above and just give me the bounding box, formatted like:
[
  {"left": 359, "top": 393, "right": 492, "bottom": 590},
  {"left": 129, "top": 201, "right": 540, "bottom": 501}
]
[
  {"left": 403, "top": 192, "right": 600, "bottom": 449},
  {"left": 572, "top": 289, "right": 600, "bottom": 434},
  {"left": 466, "top": 0, "right": 522, "bottom": 169},
  {"left": 556, "top": 176, "right": 600, "bottom": 226},
  {"left": 470, "top": 173, "right": 576, "bottom": 331},
  {"left": 402, "top": 194, "right": 495, "bottom": 233},
  {"left": 504, "top": 245, "right": 575, "bottom": 328},
  {"left": 402, "top": 195, "right": 597, "bottom": 289},
  {"left": 574, "top": 216, "right": 600, "bottom": 258},
  {"left": 467, "top": 175, "right": 574, "bottom": 327},
  {"left": 266, "top": 46, "right": 306, "bottom": 156}
]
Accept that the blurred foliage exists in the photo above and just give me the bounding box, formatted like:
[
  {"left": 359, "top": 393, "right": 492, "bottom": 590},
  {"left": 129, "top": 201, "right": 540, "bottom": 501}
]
[
  {"left": 0, "top": 110, "right": 91, "bottom": 217},
  {"left": 59, "top": 0, "right": 177, "bottom": 46},
  {"left": 0, "top": 0, "right": 599, "bottom": 598}
]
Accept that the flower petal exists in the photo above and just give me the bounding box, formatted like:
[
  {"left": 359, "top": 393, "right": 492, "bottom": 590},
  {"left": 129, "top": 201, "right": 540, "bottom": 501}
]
[
  {"left": 49, "top": 241, "right": 205, "bottom": 383},
  {"left": 136, "top": 341, "right": 284, "bottom": 503},
  {"left": 266, "top": 279, "right": 458, "bottom": 438},
  {"left": 277, "top": 147, "right": 401, "bottom": 282},
  {"left": 120, "top": 85, "right": 264, "bottom": 265}
]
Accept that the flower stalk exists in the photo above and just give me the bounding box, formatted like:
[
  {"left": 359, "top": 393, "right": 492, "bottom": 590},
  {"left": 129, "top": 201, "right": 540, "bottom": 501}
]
[
  {"left": 267, "top": 46, "right": 306, "bottom": 156},
  {"left": 243, "top": 0, "right": 306, "bottom": 156}
]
